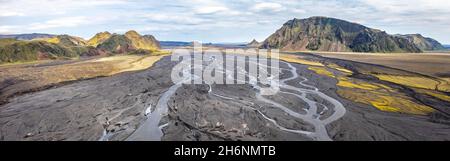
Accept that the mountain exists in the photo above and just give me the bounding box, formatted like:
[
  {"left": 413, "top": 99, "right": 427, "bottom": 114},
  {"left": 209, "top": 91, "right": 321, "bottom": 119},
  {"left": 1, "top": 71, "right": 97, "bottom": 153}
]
[
  {"left": 0, "top": 38, "right": 19, "bottom": 47},
  {"left": 124, "top": 30, "right": 160, "bottom": 51},
  {"left": 0, "top": 30, "right": 161, "bottom": 63},
  {"left": 0, "top": 33, "right": 55, "bottom": 40},
  {"left": 261, "top": 16, "right": 422, "bottom": 53},
  {"left": 45, "top": 35, "right": 88, "bottom": 47},
  {"left": 247, "top": 39, "right": 261, "bottom": 48},
  {"left": 96, "top": 34, "right": 135, "bottom": 53},
  {"left": 395, "top": 34, "right": 444, "bottom": 51},
  {"left": 0, "top": 35, "right": 100, "bottom": 63},
  {"left": 97, "top": 30, "right": 160, "bottom": 53},
  {"left": 87, "top": 31, "right": 112, "bottom": 47},
  {"left": 0, "top": 41, "right": 80, "bottom": 63},
  {"left": 160, "top": 41, "right": 192, "bottom": 48}
]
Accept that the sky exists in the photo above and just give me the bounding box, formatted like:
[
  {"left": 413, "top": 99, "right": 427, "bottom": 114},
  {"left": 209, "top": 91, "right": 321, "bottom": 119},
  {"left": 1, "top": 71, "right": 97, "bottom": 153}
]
[{"left": 0, "top": 0, "right": 449, "bottom": 43}]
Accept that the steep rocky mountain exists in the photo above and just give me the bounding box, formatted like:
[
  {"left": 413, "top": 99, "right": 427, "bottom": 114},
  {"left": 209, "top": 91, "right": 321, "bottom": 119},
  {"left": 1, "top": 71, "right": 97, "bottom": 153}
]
[
  {"left": 87, "top": 31, "right": 112, "bottom": 47},
  {"left": 261, "top": 16, "right": 422, "bottom": 53},
  {"left": 0, "top": 33, "right": 55, "bottom": 40},
  {"left": 247, "top": 39, "right": 261, "bottom": 48},
  {"left": 395, "top": 34, "right": 444, "bottom": 51}
]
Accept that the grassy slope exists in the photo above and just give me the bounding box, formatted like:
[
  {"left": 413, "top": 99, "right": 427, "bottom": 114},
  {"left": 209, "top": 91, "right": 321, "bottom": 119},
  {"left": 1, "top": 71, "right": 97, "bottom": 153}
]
[
  {"left": 1, "top": 31, "right": 163, "bottom": 64},
  {"left": 0, "top": 41, "right": 80, "bottom": 63}
]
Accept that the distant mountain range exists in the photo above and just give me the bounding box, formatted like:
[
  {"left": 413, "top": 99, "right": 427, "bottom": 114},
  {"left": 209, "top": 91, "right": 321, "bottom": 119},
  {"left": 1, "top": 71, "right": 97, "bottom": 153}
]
[
  {"left": 261, "top": 16, "right": 444, "bottom": 53},
  {"left": 0, "top": 30, "right": 160, "bottom": 63},
  {"left": 247, "top": 39, "right": 261, "bottom": 48},
  {"left": 0, "top": 33, "right": 55, "bottom": 40},
  {"left": 159, "top": 41, "right": 192, "bottom": 48},
  {"left": 0, "top": 17, "right": 447, "bottom": 63},
  {"left": 159, "top": 41, "right": 247, "bottom": 48}
]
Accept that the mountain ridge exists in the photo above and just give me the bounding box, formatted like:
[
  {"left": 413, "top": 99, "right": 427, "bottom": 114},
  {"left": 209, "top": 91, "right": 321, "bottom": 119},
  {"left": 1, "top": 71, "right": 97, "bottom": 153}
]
[
  {"left": 0, "top": 30, "right": 161, "bottom": 63},
  {"left": 261, "top": 17, "right": 440, "bottom": 53},
  {"left": 87, "top": 31, "right": 112, "bottom": 47},
  {"left": 0, "top": 33, "right": 55, "bottom": 40}
]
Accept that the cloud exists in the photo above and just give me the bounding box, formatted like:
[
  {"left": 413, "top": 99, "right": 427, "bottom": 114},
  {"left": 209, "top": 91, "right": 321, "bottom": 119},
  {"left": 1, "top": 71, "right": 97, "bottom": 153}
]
[
  {"left": 0, "top": 0, "right": 127, "bottom": 16},
  {"left": 0, "top": 25, "right": 18, "bottom": 33},
  {"left": 361, "top": 0, "right": 450, "bottom": 13},
  {"left": 1, "top": 0, "right": 450, "bottom": 43},
  {"left": 29, "top": 16, "right": 89, "bottom": 30},
  {"left": 195, "top": 6, "right": 229, "bottom": 14},
  {"left": 142, "top": 13, "right": 210, "bottom": 25},
  {"left": 0, "top": 11, "right": 24, "bottom": 17},
  {"left": 358, "top": 0, "right": 450, "bottom": 26},
  {"left": 292, "top": 9, "right": 306, "bottom": 14},
  {"left": 250, "top": 2, "right": 285, "bottom": 12}
]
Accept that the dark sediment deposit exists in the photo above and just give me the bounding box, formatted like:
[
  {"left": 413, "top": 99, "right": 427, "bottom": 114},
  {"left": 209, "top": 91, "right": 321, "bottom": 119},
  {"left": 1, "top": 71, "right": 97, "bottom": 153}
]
[{"left": 0, "top": 54, "right": 449, "bottom": 141}]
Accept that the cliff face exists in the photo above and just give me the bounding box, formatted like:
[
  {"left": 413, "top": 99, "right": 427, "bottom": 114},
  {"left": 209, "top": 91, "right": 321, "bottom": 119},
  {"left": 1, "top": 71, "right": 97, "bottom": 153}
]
[{"left": 262, "top": 17, "right": 422, "bottom": 53}]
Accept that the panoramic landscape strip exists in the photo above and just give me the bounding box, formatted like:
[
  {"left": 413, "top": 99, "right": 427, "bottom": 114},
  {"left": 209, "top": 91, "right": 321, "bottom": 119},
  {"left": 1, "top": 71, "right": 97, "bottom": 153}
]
[{"left": 0, "top": 0, "right": 449, "bottom": 144}]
